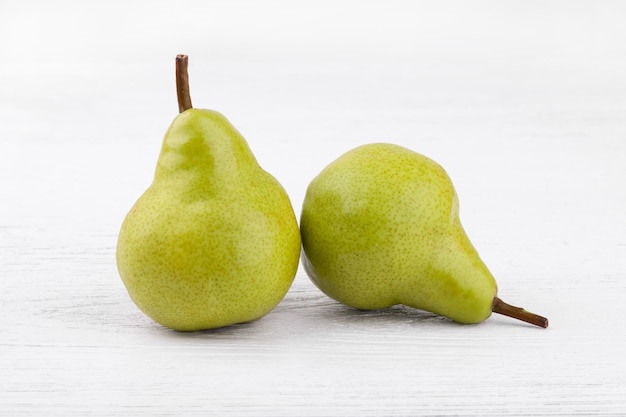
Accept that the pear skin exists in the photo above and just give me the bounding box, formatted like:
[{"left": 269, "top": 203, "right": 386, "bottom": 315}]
[
  {"left": 301, "top": 143, "right": 548, "bottom": 328},
  {"left": 116, "top": 55, "right": 301, "bottom": 331}
]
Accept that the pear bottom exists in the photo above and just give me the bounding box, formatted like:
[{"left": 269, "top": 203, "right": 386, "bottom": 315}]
[{"left": 117, "top": 188, "right": 301, "bottom": 332}]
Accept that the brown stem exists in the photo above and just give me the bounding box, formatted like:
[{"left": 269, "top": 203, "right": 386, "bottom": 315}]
[
  {"left": 175, "top": 54, "right": 193, "bottom": 113},
  {"left": 492, "top": 297, "right": 549, "bottom": 328}
]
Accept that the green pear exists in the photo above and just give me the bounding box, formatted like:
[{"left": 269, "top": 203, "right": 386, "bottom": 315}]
[
  {"left": 116, "top": 55, "right": 301, "bottom": 331},
  {"left": 300, "top": 143, "right": 548, "bottom": 328}
]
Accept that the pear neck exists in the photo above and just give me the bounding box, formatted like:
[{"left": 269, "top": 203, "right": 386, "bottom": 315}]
[
  {"left": 401, "top": 229, "right": 497, "bottom": 324},
  {"left": 154, "top": 109, "right": 258, "bottom": 189}
]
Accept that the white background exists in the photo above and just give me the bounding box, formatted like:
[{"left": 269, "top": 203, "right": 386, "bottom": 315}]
[{"left": 1, "top": 1, "right": 625, "bottom": 415}]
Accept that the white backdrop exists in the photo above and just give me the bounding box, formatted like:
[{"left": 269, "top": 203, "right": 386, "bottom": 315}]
[{"left": 2, "top": 2, "right": 625, "bottom": 416}]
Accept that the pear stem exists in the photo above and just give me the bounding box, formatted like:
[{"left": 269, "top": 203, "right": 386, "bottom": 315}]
[
  {"left": 175, "top": 54, "right": 193, "bottom": 113},
  {"left": 492, "top": 297, "right": 549, "bottom": 328}
]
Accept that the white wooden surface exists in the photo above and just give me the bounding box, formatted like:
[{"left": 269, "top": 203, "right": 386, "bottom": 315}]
[{"left": 2, "top": 2, "right": 626, "bottom": 415}]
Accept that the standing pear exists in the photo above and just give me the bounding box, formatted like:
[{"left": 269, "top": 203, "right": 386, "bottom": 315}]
[{"left": 116, "top": 55, "right": 301, "bottom": 331}]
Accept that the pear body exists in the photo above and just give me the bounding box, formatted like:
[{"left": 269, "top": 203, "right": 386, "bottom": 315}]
[
  {"left": 300, "top": 143, "right": 497, "bottom": 324},
  {"left": 117, "top": 109, "right": 301, "bottom": 331}
]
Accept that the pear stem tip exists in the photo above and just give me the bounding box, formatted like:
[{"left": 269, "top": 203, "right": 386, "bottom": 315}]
[
  {"left": 492, "top": 297, "right": 549, "bottom": 328},
  {"left": 175, "top": 54, "right": 193, "bottom": 113}
]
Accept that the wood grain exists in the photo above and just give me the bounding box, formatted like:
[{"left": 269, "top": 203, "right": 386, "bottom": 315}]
[{"left": 2, "top": 3, "right": 626, "bottom": 415}]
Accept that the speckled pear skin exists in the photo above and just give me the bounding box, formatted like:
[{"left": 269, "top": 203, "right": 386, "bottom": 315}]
[
  {"left": 300, "top": 143, "right": 497, "bottom": 324},
  {"left": 116, "top": 109, "right": 301, "bottom": 331}
]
